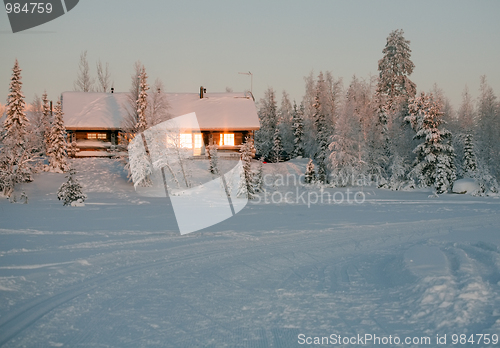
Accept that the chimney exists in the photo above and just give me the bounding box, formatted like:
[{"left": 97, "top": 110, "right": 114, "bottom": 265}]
[
  {"left": 111, "top": 87, "right": 114, "bottom": 93},
  {"left": 200, "top": 86, "right": 206, "bottom": 99}
]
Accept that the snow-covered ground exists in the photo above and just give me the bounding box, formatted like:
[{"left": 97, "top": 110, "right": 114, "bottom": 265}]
[{"left": 1, "top": 158, "right": 500, "bottom": 347}]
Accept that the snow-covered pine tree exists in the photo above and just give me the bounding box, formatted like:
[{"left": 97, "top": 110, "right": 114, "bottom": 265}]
[
  {"left": 278, "top": 91, "right": 294, "bottom": 157},
  {"left": 41, "top": 92, "right": 51, "bottom": 153},
  {"left": 0, "top": 59, "right": 34, "bottom": 196},
  {"left": 388, "top": 154, "right": 411, "bottom": 190},
  {"left": 46, "top": 100, "right": 68, "bottom": 173},
  {"left": 462, "top": 133, "right": 477, "bottom": 177},
  {"left": 457, "top": 85, "right": 475, "bottom": 132},
  {"left": 27, "top": 95, "right": 45, "bottom": 154},
  {"left": 406, "top": 92, "right": 456, "bottom": 192},
  {"left": 3, "top": 60, "right": 29, "bottom": 141},
  {"left": 237, "top": 138, "right": 255, "bottom": 199},
  {"left": 57, "top": 168, "right": 87, "bottom": 206},
  {"left": 136, "top": 66, "right": 149, "bottom": 133},
  {"left": 291, "top": 101, "right": 305, "bottom": 158},
  {"left": 371, "top": 89, "right": 390, "bottom": 171},
  {"left": 377, "top": 29, "right": 416, "bottom": 114},
  {"left": 207, "top": 143, "right": 219, "bottom": 175},
  {"left": 328, "top": 76, "right": 369, "bottom": 187},
  {"left": 476, "top": 76, "right": 499, "bottom": 179},
  {"left": 435, "top": 153, "right": 456, "bottom": 194},
  {"left": 304, "top": 159, "right": 316, "bottom": 184},
  {"left": 253, "top": 156, "right": 264, "bottom": 193},
  {"left": 255, "top": 87, "right": 278, "bottom": 160},
  {"left": 272, "top": 126, "right": 283, "bottom": 163},
  {"left": 312, "top": 74, "right": 330, "bottom": 184}
]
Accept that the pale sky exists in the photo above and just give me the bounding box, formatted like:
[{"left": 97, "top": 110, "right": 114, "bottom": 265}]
[{"left": 1, "top": 0, "right": 499, "bottom": 109}]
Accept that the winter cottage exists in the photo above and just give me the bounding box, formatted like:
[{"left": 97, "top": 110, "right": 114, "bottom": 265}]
[{"left": 61, "top": 89, "right": 260, "bottom": 157}]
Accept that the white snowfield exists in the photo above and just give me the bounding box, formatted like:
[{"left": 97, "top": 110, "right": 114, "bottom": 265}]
[{"left": 1, "top": 158, "right": 500, "bottom": 347}]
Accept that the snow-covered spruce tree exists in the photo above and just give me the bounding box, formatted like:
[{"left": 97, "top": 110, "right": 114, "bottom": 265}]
[
  {"left": 253, "top": 156, "right": 264, "bottom": 193},
  {"left": 278, "top": 91, "right": 294, "bottom": 156},
  {"left": 304, "top": 159, "right": 316, "bottom": 184},
  {"left": 3, "top": 60, "right": 29, "bottom": 142},
  {"left": 136, "top": 66, "right": 149, "bottom": 133},
  {"left": 462, "top": 133, "right": 477, "bottom": 178},
  {"left": 476, "top": 76, "right": 499, "bottom": 179},
  {"left": 57, "top": 168, "right": 87, "bottom": 206},
  {"left": 291, "top": 101, "right": 305, "bottom": 158},
  {"left": 377, "top": 29, "right": 417, "bottom": 181},
  {"left": 329, "top": 76, "right": 369, "bottom": 187},
  {"left": 41, "top": 92, "right": 52, "bottom": 153},
  {"left": 27, "top": 95, "right": 45, "bottom": 154},
  {"left": 377, "top": 29, "right": 416, "bottom": 114},
  {"left": 434, "top": 154, "right": 456, "bottom": 194},
  {"left": 237, "top": 138, "right": 255, "bottom": 199},
  {"left": 405, "top": 92, "right": 456, "bottom": 193},
  {"left": 457, "top": 85, "right": 475, "bottom": 132},
  {"left": 388, "top": 154, "right": 411, "bottom": 190},
  {"left": 312, "top": 74, "right": 330, "bottom": 184},
  {"left": 122, "top": 61, "right": 143, "bottom": 134},
  {"left": 369, "top": 89, "right": 390, "bottom": 177},
  {"left": 46, "top": 101, "right": 68, "bottom": 173},
  {"left": 272, "top": 126, "right": 283, "bottom": 163},
  {"left": 255, "top": 87, "right": 278, "bottom": 161},
  {"left": 0, "top": 59, "right": 35, "bottom": 196},
  {"left": 207, "top": 143, "right": 219, "bottom": 175}
]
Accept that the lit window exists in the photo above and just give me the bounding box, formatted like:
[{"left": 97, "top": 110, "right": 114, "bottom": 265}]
[
  {"left": 220, "top": 133, "right": 234, "bottom": 146},
  {"left": 194, "top": 133, "right": 203, "bottom": 148},
  {"left": 97, "top": 133, "right": 107, "bottom": 140},
  {"left": 180, "top": 133, "right": 192, "bottom": 148},
  {"left": 87, "top": 133, "right": 97, "bottom": 139}
]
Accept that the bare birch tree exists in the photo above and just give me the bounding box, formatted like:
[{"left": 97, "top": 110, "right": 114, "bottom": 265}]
[
  {"left": 74, "top": 50, "right": 94, "bottom": 92},
  {"left": 96, "top": 59, "right": 111, "bottom": 93}
]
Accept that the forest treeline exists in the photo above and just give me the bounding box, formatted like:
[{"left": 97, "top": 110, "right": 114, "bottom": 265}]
[{"left": 255, "top": 30, "right": 500, "bottom": 195}]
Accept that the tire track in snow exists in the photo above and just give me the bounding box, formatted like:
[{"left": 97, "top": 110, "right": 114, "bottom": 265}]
[
  {"left": 1, "top": 214, "right": 497, "bottom": 346},
  {"left": 0, "top": 247, "right": 232, "bottom": 347}
]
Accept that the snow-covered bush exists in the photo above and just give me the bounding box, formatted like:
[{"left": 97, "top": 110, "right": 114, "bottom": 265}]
[
  {"left": 57, "top": 168, "right": 87, "bottom": 206},
  {"left": 304, "top": 159, "right": 316, "bottom": 184},
  {"left": 452, "top": 178, "right": 480, "bottom": 194}
]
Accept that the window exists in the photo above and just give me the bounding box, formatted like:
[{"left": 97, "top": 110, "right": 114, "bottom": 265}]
[
  {"left": 87, "top": 133, "right": 107, "bottom": 140},
  {"left": 219, "top": 133, "right": 234, "bottom": 146},
  {"left": 180, "top": 133, "right": 192, "bottom": 148},
  {"left": 194, "top": 133, "right": 203, "bottom": 148}
]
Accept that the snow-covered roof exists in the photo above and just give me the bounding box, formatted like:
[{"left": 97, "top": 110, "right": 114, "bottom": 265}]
[{"left": 62, "top": 91, "right": 260, "bottom": 131}]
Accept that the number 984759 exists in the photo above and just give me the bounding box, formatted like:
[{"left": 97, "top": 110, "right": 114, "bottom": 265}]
[{"left": 5, "top": 2, "right": 53, "bottom": 14}]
